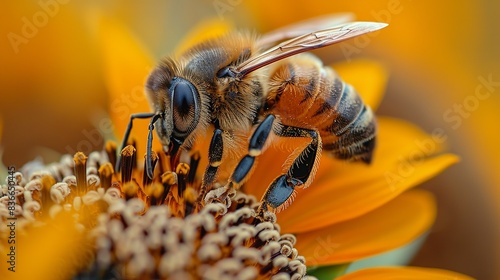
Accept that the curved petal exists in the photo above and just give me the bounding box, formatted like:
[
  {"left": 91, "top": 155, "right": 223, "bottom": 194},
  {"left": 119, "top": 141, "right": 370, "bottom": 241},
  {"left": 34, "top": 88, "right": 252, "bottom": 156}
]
[
  {"left": 97, "top": 15, "right": 159, "bottom": 153},
  {"left": 246, "top": 118, "right": 458, "bottom": 233},
  {"left": 307, "top": 263, "right": 350, "bottom": 279},
  {"left": 345, "top": 232, "right": 428, "bottom": 273},
  {"left": 295, "top": 189, "right": 436, "bottom": 265},
  {"left": 337, "top": 266, "right": 474, "bottom": 280},
  {"left": 175, "top": 18, "right": 233, "bottom": 55},
  {"left": 333, "top": 60, "right": 388, "bottom": 110}
]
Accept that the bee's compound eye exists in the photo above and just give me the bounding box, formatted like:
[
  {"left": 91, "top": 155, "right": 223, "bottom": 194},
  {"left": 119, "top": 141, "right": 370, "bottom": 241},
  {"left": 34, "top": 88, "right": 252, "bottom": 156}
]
[{"left": 170, "top": 78, "right": 200, "bottom": 138}]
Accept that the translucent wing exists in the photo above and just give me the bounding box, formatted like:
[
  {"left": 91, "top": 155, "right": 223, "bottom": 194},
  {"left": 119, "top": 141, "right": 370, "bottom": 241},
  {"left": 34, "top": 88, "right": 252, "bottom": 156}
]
[
  {"left": 236, "top": 21, "right": 388, "bottom": 77},
  {"left": 257, "top": 13, "right": 355, "bottom": 47}
]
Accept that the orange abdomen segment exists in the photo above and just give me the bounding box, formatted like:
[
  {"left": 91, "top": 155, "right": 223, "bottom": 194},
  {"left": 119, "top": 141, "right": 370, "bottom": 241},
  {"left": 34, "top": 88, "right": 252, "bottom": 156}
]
[{"left": 264, "top": 54, "right": 376, "bottom": 163}]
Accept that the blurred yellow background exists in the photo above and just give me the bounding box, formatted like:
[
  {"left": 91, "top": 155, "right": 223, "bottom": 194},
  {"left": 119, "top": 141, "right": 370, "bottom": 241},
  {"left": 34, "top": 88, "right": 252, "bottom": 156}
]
[{"left": 1, "top": 1, "right": 499, "bottom": 279}]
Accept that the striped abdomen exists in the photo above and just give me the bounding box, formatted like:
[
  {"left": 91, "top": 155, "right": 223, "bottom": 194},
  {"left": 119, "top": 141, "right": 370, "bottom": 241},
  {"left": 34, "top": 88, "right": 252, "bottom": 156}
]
[{"left": 263, "top": 54, "right": 376, "bottom": 163}]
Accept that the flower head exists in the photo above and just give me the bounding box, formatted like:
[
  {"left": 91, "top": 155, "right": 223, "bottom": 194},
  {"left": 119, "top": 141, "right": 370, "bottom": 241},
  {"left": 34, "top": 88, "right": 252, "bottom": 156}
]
[{"left": 2, "top": 144, "right": 312, "bottom": 279}]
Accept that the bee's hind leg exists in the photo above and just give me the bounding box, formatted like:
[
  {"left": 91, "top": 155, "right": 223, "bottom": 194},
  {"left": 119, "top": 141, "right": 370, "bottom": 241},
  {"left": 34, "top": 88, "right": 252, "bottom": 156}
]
[
  {"left": 204, "top": 113, "right": 321, "bottom": 219},
  {"left": 257, "top": 124, "right": 321, "bottom": 216}
]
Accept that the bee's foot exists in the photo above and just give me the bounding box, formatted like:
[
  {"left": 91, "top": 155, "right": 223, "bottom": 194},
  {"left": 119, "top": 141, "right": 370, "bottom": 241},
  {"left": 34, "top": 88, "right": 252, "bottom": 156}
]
[{"left": 204, "top": 185, "right": 235, "bottom": 208}]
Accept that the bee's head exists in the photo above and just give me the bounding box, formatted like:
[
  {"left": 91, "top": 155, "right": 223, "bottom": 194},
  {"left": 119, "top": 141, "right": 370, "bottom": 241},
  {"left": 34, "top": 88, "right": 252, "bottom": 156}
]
[{"left": 146, "top": 62, "right": 202, "bottom": 159}]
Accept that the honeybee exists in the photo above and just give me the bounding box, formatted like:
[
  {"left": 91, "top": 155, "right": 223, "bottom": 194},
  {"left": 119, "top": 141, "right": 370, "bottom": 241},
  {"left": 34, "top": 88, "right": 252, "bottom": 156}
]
[{"left": 117, "top": 16, "right": 387, "bottom": 213}]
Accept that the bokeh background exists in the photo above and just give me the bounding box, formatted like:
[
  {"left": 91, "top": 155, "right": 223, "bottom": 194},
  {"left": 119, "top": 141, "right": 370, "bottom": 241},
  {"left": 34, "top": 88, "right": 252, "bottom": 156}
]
[{"left": 1, "top": 1, "right": 499, "bottom": 279}]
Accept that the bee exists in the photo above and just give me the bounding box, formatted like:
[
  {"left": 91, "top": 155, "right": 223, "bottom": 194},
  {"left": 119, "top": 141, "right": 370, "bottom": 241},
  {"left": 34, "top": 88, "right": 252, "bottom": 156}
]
[{"left": 117, "top": 16, "right": 387, "bottom": 213}]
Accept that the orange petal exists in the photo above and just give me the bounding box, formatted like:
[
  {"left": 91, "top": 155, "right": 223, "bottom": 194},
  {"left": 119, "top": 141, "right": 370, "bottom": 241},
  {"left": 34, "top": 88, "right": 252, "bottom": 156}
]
[
  {"left": 276, "top": 154, "right": 456, "bottom": 233},
  {"left": 333, "top": 60, "right": 388, "bottom": 110},
  {"left": 96, "top": 14, "right": 159, "bottom": 154},
  {"left": 337, "top": 266, "right": 474, "bottom": 280},
  {"left": 345, "top": 232, "right": 428, "bottom": 272},
  {"left": 296, "top": 189, "right": 436, "bottom": 265},
  {"left": 10, "top": 214, "right": 91, "bottom": 280},
  {"left": 174, "top": 18, "right": 233, "bottom": 55},
  {"left": 246, "top": 117, "right": 458, "bottom": 233}
]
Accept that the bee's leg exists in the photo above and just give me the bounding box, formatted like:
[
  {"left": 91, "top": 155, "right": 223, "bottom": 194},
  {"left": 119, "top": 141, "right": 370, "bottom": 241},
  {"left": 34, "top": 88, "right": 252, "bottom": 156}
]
[
  {"left": 205, "top": 115, "right": 275, "bottom": 204},
  {"left": 115, "top": 112, "right": 161, "bottom": 178},
  {"left": 257, "top": 124, "right": 320, "bottom": 215},
  {"left": 198, "top": 128, "right": 224, "bottom": 202},
  {"left": 229, "top": 114, "right": 275, "bottom": 187}
]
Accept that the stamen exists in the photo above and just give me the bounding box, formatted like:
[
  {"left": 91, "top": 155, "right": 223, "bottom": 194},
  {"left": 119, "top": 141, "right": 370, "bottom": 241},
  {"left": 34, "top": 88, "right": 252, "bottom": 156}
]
[
  {"left": 121, "top": 145, "right": 136, "bottom": 183},
  {"left": 105, "top": 141, "right": 118, "bottom": 172},
  {"left": 74, "top": 152, "right": 88, "bottom": 196},
  {"left": 98, "top": 163, "right": 114, "bottom": 190},
  {"left": 50, "top": 182, "right": 71, "bottom": 204},
  {"left": 188, "top": 151, "right": 201, "bottom": 184},
  {"left": 183, "top": 187, "right": 198, "bottom": 216},
  {"left": 130, "top": 139, "right": 138, "bottom": 170},
  {"left": 175, "top": 163, "right": 190, "bottom": 198},
  {"left": 156, "top": 151, "right": 170, "bottom": 175},
  {"left": 145, "top": 182, "right": 164, "bottom": 206},
  {"left": 161, "top": 172, "right": 177, "bottom": 201},
  {"left": 87, "top": 174, "right": 100, "bottom": 191},
  {"left": 122, "top": 181, "right": 140, "bottom": 201},
  {"left": 198, "top": 243, "right": 222, "bottom": 262},
  {"left": 40, "top": 175, "right": 56, "bottom": 217}
]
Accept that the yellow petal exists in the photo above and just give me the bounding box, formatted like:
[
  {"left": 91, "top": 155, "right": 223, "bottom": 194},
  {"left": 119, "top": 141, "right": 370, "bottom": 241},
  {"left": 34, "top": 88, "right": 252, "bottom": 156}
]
[
  {"left": 175, "top": 18, "right": 233, "bottom": 55},
  {"left": 246, "top": 117, "right": 458, "bottom": 233},
  {"left": 97, "top": 14, "right": 159, "bottom": 154},
  {"left": 337, "top": 266, "right": 475, "bottom": 280},
  {"left": 7, "top": 214, "right": 91, "bottom": 280},
  {"left": 1, "top": 2, "right": 106, "bottom": 164},
  {"left": 296, "top": 189, "right": 436, "bottom": 266},
  {"left": 333, "top": 60, "right": 388, "bottom": 110}
]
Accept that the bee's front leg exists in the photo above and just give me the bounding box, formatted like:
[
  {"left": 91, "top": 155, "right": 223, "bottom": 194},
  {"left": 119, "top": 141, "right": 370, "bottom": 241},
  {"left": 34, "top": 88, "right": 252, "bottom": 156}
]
[
  {"left": 204, "top": 114, "right": 276, "bottom": 205},
  {"left": 115, "top": 112, "right": 160, "bottom": 178},
  {"left": 198, "top": 128, "right": 224, "bottom": 202}
]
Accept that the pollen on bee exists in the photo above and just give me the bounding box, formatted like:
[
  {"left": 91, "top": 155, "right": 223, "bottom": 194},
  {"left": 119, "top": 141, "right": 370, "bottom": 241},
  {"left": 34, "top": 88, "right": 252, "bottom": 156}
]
[{"left": 249, "top": 148, "right": 262, "bottom": 157}]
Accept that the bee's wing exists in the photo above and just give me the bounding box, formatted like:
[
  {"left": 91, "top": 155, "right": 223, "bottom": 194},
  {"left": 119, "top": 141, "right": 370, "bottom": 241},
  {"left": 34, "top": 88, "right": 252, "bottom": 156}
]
[
  {"left": 257, "top": 13, "right": 355, "bottom": 48},
  {"left": 236, "top": 22, "right": 388, "bottom": 77}
]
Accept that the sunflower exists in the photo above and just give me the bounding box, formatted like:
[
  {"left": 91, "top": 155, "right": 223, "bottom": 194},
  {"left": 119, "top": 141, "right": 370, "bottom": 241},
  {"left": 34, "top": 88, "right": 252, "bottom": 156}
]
[
  {"left": 94, "top": 14, "right": 468, "bottom": 279},
  {"left": 0, "top": 6, "right": 476, "bottom": 280}
]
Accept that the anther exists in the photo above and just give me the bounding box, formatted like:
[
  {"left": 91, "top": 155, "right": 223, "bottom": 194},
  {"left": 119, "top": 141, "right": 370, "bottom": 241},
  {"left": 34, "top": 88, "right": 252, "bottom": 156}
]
[
  {"left": 145, "top": 182, "right": 164, "bottom": 205},
  {"left": 120, "top": 145, "right": 136, "bottom": 183},
  {"left": 161, "top": 172, "right": 177, "bottom": 201},
  {"left": 73, "top": 152, "right": 88, "bottom": 196},
  {"left": 176, "top": 163, "right": 190, "bottom": 198},
  {"left": 98, "top": 163, "right": 114, "bottom": 191},
  {"left": 105, "top": 141, "right": 117, "bottom": 170}
]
